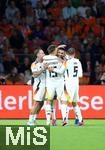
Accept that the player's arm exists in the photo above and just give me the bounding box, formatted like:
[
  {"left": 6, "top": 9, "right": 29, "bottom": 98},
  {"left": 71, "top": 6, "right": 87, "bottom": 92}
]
[
  {"left": 32, "top": 70, "right": 44, "bottom": 78},
  {"left": 78, "top": 61, "right": 83, "bottom": 78},
  {"left": 31, "top": 63, "right": 48, "bottom": 78}
]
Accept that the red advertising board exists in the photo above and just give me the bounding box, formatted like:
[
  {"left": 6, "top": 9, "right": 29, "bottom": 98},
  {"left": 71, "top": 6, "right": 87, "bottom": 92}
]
[{"left": 0, "top": 85, "right": 105, "bottom": 119}]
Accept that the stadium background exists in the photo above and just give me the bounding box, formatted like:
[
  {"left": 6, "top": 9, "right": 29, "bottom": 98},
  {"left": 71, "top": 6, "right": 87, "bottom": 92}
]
[
  {"left": 0, "top": 0, "right": 105, "bottom": 85},
  {"left": 0, "top": 1, "right": 105, "bottom": 150}
]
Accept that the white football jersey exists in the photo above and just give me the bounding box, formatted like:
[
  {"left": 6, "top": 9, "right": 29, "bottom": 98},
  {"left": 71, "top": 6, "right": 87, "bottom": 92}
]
[
  {"left": 43, "top": 55, "right": 63, "bottom": 80},
  {"left": 65, "top": 58, "right": 83, "bottom": 84},
  {"left": 53, "top": 58, "right": 83, "bottom": 85},
  {"left": 31, "top": 61, "right": 46, "bottom": 83}
]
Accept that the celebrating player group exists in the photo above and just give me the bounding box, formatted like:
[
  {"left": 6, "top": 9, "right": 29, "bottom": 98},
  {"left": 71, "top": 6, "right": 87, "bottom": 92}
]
[{"left": 27, "top": 44, "right": 84, "bottom": 126}]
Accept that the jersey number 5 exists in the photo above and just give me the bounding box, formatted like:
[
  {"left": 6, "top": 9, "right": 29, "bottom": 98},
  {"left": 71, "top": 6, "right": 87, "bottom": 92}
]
[{"left": 73, "top": 66, "right": 78, "bottom": 77}]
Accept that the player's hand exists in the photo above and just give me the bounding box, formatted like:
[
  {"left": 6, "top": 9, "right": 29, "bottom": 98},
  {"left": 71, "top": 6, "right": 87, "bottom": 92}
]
[
  {"left": 48, "top": 67, "right": 54, "bottom": 72},
  {"left": 43, "top": 63, "right": 49, "bottom": 70}
]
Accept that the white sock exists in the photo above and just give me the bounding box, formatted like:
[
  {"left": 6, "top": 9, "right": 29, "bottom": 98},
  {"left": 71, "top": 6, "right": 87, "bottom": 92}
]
[
  {"left": 51, "top": 108, "right": 56, "bottom": 120},
  {"left": 73, "top": 105, "right": 82, "bottom": 122},
  {"left": 33, "top": 114, "right": 37, "bottom": 121},
  {"left": 29, "top": 115, "right": 34, "bottom": 122},
  {"left": 61, "top": 103, "right": 67, "bottom": 121},
  {"left": 45, "top": 103, "right": 51, "bottom": 123},
  {"left": 66, "top": 107, "right": 69, "bottom": 123},
  {"left": 58, "top": 100, "right": 61, "bottom": 110}
]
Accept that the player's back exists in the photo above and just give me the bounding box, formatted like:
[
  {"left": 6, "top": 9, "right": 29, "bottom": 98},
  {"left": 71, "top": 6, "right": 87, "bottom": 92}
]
[
  {"left": 43, "top": 55, "right": 58, "bottom": 67},
  {"left": 43, "top": 55, "right": 63, "bottom": 80},
  {"left": 65, "top": 58, "right": 83, "bottom": 85}
]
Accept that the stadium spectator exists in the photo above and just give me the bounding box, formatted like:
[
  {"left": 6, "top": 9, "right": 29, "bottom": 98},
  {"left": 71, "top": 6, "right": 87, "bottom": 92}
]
[
  {"left": 47, "top": 1, "right": 61, "bottom": 20},
  {"left": 72, "top": 15, "right": 82, "bottom": 35},
  {"left": 93, "top": 65, "right": 105, "bottom": 85},
  {"left": 25, "top": 1, "right": 35, "bottom": 26},
  {"left": 99, "top": 54, "right": 105, "bottom": 73},
  {"left": 54, "top": 28, "right": 68, "bottom": 44},
  {"left": 100, "top": 73, "right": 105, "bottom": 85},
  {"left": 70, "top": 34, "right": 82, "bottom": 57},
  {"left": 77, "top": 1, "right": 89, "bottom": 18},
  {"left": 62, "top": 0, "right": 77, "bottom": 19},
  {"left": 17, "top": 17, "right": 32, "bottom": 38},
  {"left": 57, "top": 0, "right": 68, "bottom": 9},
  {"left": 15, "top": 0, "right": 26, "bottom": 17},
  {"left": 80, "top": 52, "right": 91, "bottom": 83},
  {"left": 5, "top": 0, "right": 19, "bottom": 23},
  {"left": 0, "top": 0, "right": 104, "bottom": 85},
  {"left": 93, "top": 0, "right": 105, "bottom": 17},
  {"left": 6, "top": 66, "right": 26, "bottom": 84},
  {"left": 35, "top": 1, "right": 47, "bottom": 20},
  {"left": 18, "top": 57, "right": 31, "bottom": 74},
  {"left": 84, "top": 8, "right": 96, "bottom": 27},
  {"left": 56, "top": 16, "right": 65, "bottom": 29},
  {"left": 0, "top": 29, "right": 8, "bottom": 50},
  {"left": 101, "top": 0, "right": 105, "bottom": 3},
  {"left": 92, "top": 19, "right": 104, "bottom": 37},
  {"left": 29, "top": 0, "right": 38, "bottom": 8},
  {"left": 0, "top": 0, "right": 7, "bottom": 19},
  {"left": 12, "top": 10, "right": 21, "bottom": 25},
  {"left": 6, "top": 66, "right": 19, "bottom": 84},
  {"left": 0, "top": 75, "right": 6, "bottom": 85},
  {"left": 9, "top": 28, "right": 25, "bottom": 51},
  {"left": 65, "top": 19, "right": 73, "bottom": 39},
  {"left": 42, "top": 0, "right": 50, "bottom": 8},
  {"left": 0, "top": 61, "right": 4, "bottom": 74},
  {"left": 3, "top": 51, "right": 18, "bottom": 74},
  {"left": 31, "top": 24, "right": 44, "bottom": 39}
]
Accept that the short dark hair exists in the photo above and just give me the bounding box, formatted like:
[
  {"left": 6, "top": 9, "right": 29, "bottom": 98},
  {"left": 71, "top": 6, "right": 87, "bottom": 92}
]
[
  {"left": 47, "top": 45, "right": 57, "bottom": 54},
  {"left": 67, "top": 48, "right": 75, "bottom": 55}
]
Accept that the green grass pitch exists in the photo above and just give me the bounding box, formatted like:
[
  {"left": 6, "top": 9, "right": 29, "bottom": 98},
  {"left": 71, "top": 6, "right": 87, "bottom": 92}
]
[{"left": 0, "top": 119, "right": 105, "bottom": 150}]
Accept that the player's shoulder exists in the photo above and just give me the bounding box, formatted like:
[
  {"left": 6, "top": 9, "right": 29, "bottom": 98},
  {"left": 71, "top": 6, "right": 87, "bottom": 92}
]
[
  {"left": 69, "top": 58, "right": 80, "bottom": 63},
  {"left": 74, "top": 58, "right": 80, "bottom": 62},
  {"left": 31, "top": 61, "right": 37, "bottom": 68},
  {"left": 66, "top": 58, "right": 80, "bottom": 65},
  {"left": 43, "top": 55, "right": 58, "bottom": 60},
  {"left": 74, "top": 58, "right": 81, "bottom": 65},
  {"left": 73, "top": 58, "right": 82, "bottom": 67},
  {"left": 31, "top": 61, "right": 35, "bottom": 67}
]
